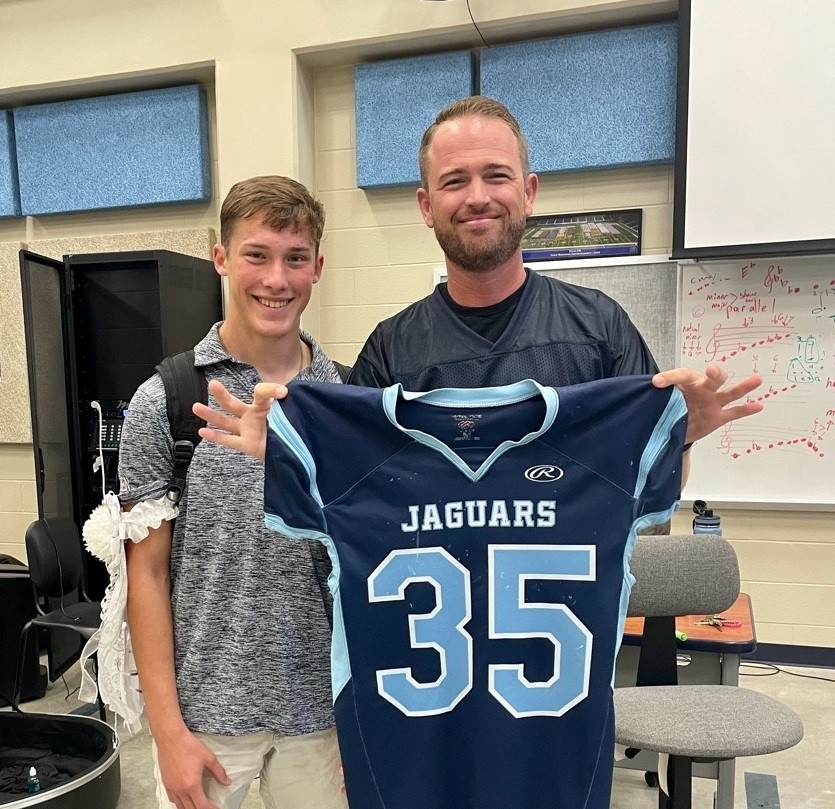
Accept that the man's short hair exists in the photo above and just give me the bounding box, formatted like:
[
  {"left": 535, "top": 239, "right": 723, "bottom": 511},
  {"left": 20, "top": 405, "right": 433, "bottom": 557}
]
[
  {"left": 219, "top": 175, "right": 325, "bottom": 250},
  {"left": 418, "top": 95, "right": 531, "bottom": 188}
]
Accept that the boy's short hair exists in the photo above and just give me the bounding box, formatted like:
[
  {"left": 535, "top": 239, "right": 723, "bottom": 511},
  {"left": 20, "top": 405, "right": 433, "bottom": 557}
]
[
  {"left": 219, "top": 175, "right": 325, "bottom": 249},
  {"left": 418, "top": 95, "right": 531, "bottom": 188}
]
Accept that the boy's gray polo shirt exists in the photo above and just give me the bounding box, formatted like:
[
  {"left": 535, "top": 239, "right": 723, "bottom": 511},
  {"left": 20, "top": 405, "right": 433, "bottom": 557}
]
[{"left": 118, "top": 324, "right": 341, "bottom": 736}]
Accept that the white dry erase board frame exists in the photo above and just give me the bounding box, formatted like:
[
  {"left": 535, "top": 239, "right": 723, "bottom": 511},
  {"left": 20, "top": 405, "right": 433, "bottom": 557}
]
[
  {"left": 678, "top": 255, "right": 835, "bottom": 509},
  {"left": 435, "top": 254, "right": 680, "bottom": 387}
]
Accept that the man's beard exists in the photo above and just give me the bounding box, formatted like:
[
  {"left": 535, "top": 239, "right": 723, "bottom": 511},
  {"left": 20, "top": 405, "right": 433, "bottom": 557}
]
[{"left": 434, "top": 212, "right": 526, "bottom": 273}]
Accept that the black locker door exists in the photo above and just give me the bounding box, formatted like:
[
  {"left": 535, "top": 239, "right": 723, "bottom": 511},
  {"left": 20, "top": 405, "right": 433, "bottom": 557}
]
[
  {"left": 19, "top": 251, "right": 82, "bottom": 526},
  {"left": 19, "top": 252, "right": 93, "bottom": 675}
]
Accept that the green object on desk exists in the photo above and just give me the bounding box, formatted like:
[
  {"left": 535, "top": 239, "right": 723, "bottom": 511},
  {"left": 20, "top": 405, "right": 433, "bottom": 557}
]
[{"left": 675, "top": 630, "right": 688, "bottom": 642}]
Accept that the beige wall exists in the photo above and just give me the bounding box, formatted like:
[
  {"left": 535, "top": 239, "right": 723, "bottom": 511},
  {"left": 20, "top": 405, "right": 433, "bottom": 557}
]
[
  {"left": 0, "top": 0, "right": 831, "bottom": 648},
  {"left": 0, "top": 446, "right": 38, "bottom": 564}
]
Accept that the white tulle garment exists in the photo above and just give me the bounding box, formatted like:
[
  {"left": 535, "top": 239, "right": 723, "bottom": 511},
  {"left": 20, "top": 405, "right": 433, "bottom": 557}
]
[{"left": 79, "top": 492, "right": 178, "bottom": 737}]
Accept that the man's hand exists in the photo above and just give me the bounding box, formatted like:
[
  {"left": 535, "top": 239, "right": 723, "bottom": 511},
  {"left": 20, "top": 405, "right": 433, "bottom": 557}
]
[
  {"left": 193, "top": 380, "right": 285, "bottom": 462},
  {"left": 653, "top": 365, "right": 763, "bottom": 445},
  {"left": 155, "top": 728, "right": 230, "bottom": 809}
]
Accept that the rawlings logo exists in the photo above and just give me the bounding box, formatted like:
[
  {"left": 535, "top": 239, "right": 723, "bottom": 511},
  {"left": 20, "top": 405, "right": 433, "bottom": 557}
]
[{"left": 524, "top": 465, "right": 564, "bottom": 482}]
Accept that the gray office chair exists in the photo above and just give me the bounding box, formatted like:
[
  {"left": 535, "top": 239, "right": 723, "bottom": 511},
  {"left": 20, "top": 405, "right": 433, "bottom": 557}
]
[{"left": 615, "top": 535, "right": 803, "bottom": 808}]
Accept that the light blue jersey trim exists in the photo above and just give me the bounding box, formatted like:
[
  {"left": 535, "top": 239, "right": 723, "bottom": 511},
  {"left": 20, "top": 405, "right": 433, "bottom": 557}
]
[
  {"left": 267, "top": 403, "right": 324, "bottom": 507},
  {"left": 264, "top": 513, "right": 352, "bottom": 703},
  {"left": 610, "top": 502, "right": 681, "bottom": 688},
  {"left": 611, "top": 389, "right": 685, "bottom": 688},
  {"left": 380, "top": 380, "right": 559, "bottom": 482},
  {"left": 634, "top": 388, "right": 687, "bottom": 500}
]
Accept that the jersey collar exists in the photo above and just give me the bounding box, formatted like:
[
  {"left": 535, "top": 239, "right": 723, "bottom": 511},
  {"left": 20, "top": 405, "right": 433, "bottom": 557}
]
[{"left": 381, "top": 380, "right": 559, "bottom": 482}]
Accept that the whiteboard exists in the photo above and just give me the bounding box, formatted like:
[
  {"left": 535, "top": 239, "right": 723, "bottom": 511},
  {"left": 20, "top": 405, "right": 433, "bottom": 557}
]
[
  {"left": 674, "top": 0, "right": 835, "bottom": 258},
  {"left": 679, "top": 255, "right": 835, "bottom": 506}
]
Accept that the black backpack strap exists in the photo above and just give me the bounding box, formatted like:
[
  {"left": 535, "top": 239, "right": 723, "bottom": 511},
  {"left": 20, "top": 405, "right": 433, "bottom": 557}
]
[
  {"left": 155, "top": 350, "right": 208, "bottom": 506},
  {"left": 333, "top": 361, "right": 352, "bottom": 383}
]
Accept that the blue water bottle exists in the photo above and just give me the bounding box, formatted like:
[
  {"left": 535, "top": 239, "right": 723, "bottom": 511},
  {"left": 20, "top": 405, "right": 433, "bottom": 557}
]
[
  {"left": 692, "top": 500, "right": 722, "bottom": 535},
  {"left": 27, "top": 766, "right": 41, "bottom": 794}
]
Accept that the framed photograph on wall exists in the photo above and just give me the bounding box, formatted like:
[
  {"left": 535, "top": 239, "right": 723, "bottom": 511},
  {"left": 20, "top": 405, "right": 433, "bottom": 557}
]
[{"left": 521, "top": 209, "right": 642, "bottom": 261}]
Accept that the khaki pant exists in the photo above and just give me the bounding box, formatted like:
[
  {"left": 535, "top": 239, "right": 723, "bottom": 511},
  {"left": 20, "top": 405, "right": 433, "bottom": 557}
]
[{"left": 152, "top": 727, "right": 346, "bottom": 809}]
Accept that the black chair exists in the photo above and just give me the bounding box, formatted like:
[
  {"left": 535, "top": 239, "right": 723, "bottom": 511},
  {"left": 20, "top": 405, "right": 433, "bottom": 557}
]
[
  {"left": 13, "top": 517, "right": 105, "bottom": 720},
  {"left": 615, "top": 535, "right": 803, "bottom": 808}
]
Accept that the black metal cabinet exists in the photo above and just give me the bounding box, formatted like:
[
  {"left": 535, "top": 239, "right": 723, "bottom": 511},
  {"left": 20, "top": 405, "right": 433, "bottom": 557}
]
[
  {"left": 20, "top": 249, "right": 222, "bottom": 596},
  {"left": 0, "top": 564, "right": 45, "bottom": 706}
]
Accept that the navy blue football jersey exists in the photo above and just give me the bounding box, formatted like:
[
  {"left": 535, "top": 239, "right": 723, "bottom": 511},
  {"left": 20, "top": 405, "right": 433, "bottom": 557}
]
[{"left": 264, "top": 376, "right": 686, "bottom": 809}]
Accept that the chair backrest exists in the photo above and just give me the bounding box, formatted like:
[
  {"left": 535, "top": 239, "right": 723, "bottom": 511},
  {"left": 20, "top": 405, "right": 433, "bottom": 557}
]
[
  {"left": 626, "top": 534, "right": 741, "bottom": 687},
  {"left": 24, "top": 517, "right": 85, "bottom": 601},
  {"left": 628, "top": 534, "right": 740, "bottom": 618}
]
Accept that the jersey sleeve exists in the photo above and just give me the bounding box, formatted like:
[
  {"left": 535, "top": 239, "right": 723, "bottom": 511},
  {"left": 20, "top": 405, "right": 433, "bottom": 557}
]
[
  {"left": 118, "top": 375, "right": 175, "bottom": 504},
  {"left": 634, "top": 388, "right": 688, "bottom": 520},
  {"left": 609, "top": 303, "right": 659, "bottom": 377},
  {"left": 264, "top": 406, "right": 328, "bottom": 539},
  {"left": 347, "top": 325, "right": 394, "bottom": 388}
]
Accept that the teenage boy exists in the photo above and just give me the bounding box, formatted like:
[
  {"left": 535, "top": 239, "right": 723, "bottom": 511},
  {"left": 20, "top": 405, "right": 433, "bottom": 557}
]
[{"left": 122, "top": 176, "right": 347, "bottom": 809}]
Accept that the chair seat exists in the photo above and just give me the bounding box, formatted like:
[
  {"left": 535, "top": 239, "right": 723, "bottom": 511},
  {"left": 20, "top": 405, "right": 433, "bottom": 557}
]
[
  {"left": 615, "top": 685, "right": 804, "bottom": 759},
  {"left": 29, "top": 600, "right": 102, "bottom": 640}
]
